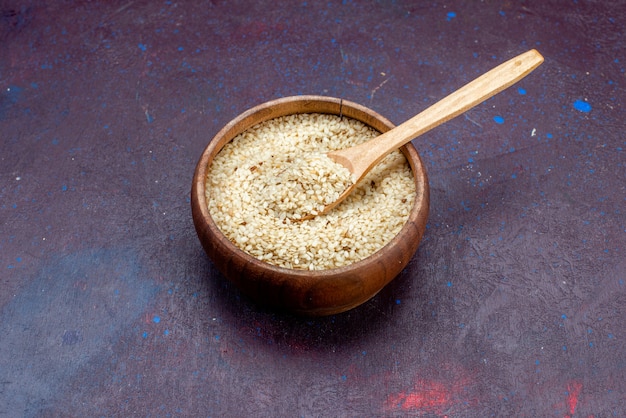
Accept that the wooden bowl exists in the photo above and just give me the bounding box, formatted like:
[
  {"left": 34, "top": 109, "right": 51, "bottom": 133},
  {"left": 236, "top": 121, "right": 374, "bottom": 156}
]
[{"left": 191, "top": 96, "right": 429, "bottom": 316}]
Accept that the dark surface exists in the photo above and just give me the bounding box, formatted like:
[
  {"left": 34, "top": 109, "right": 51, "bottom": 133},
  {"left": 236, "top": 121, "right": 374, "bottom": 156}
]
[{"left": 1, "top": 1, "right": 624, "bottom": 416}]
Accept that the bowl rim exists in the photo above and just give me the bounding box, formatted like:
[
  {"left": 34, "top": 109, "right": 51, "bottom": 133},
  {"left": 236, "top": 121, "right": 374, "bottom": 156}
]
[{"left": 191, "top": 95, "right": 429, "bottom": 279}]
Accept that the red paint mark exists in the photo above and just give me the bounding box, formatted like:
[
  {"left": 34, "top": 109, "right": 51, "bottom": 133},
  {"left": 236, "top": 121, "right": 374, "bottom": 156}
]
[
  {"left": 565, "top": 380, "right": 583, "bottom": 416},
  {"left": 387, "top": 379, "right": 451, "bottom": 411},
  {"left": 558, "top": 380, "right": 591, "bottom": 418},
  {"left": 567, "top": 381, "right": 582, "bottom": 414},
  {"left": 385, "top": 373, "right": 477, "bottom": 415}
]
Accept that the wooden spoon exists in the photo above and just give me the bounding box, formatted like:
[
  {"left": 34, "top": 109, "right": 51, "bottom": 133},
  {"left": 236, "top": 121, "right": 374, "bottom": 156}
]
[{"left": 314, "top": 49, "right": 544, "bottom": 218}]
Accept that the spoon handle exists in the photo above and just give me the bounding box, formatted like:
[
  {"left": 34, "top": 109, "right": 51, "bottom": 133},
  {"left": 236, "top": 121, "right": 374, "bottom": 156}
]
[{"left": 330, "top": 49, "right": 544, "bottom": 179}]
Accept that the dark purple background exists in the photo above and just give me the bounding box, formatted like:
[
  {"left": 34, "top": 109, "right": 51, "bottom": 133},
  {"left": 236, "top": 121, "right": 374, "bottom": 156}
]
[{"left": 1, "top": 1, "right": 624, "bottom": 416}]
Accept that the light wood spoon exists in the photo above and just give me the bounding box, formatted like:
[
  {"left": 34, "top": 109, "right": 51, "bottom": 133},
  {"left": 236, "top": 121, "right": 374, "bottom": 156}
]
[{"left": 315, "top": 49, "right": 544, "bottom": 218}]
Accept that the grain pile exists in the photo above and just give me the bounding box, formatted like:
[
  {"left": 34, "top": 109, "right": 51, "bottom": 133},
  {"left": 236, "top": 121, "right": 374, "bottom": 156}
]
[
  {"left": 251, "top": 151, "right": 354, "bottom": 220},
  {"left": 205, "top": 113, "right": 416, "bottom": 270}
]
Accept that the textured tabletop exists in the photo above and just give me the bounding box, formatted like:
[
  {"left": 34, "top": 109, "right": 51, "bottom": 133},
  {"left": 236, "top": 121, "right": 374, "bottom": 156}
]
[{"left": 1, "top": 1, "right": 625, "bottom": 416}]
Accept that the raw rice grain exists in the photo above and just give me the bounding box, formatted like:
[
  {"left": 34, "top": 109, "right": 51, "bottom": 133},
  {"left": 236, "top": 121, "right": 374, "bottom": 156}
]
[{"left": 205, "top": 113, "right": 416, "bottom": 270}]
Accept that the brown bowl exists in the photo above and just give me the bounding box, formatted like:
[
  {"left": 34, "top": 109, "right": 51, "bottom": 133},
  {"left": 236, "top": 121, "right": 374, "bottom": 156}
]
[{"left": 191, "top": 95, "right": 429, "bottom": 316}]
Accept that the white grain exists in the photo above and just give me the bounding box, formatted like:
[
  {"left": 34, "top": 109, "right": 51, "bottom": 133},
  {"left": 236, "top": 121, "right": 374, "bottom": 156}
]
[{"left": 206, "top": 113, "right": 416, "bottom": 270}]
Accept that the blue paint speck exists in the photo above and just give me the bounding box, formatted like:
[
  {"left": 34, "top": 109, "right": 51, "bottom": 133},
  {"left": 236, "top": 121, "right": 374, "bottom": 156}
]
[
  {"left": 561, "top": 314, "right": 567, "bottom": 320},
  {"left": 142, "top": 331, "right": 148, "bottom": 338},
  {"left": 341, "top": 374, "right": 347, "bottom": 381},
  {"left": 164, "top": 329, "right": 170, "bottom": 336},
  {"left": 493, "top": 115, "right": 505, "bottom": 124},
  {"left": 138, "top": 43, "right": 147, "bottom": 52},
  {"left": 446, "top": 11, "right": 456, "bottom": 21},
  {"left": 61, "top": 185, "right": 68, "bottom": 191},
  {"left": 447, "top": 281, "right": 452, "bottom": 287},
  {"left": 573, "top": 99, "right": 592, "bottom": 112},
  {"left": 153, "top": 315, "right": 161, "bottom": 323},
  {"left": 395, "top": 299, "right": 401, "bottom": 305},
  {"left": 178, "top": 46, "right": 184, "bottom": 51},
  {"left": 518, "top": 87, "right": 527, "bottom": 95}
]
